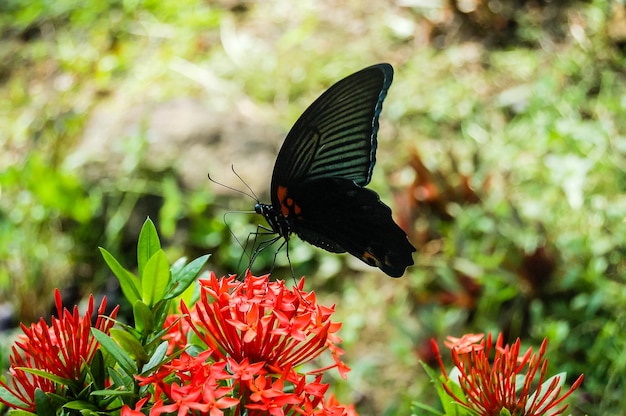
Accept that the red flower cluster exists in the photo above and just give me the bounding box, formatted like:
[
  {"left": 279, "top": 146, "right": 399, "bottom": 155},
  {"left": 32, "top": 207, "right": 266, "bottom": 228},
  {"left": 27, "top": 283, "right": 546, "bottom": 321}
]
[
  {"left": 432, "top": 333, "right": 584, "bottom": 416},
  {"left": 0, "top": 289, "right": 118, "bottom": 412},
  {"left": 132, "top": 272, "right": 356, "bottom": 416}
]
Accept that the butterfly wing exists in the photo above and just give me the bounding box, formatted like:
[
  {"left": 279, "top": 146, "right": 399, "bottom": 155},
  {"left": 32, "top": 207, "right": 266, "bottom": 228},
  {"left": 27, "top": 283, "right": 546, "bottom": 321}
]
[
  {"left": 285, "top": 178, "right": 415, "bottom": 277},
  {"left": 270, "top": 63, "right": 393, "bottom": 207}
]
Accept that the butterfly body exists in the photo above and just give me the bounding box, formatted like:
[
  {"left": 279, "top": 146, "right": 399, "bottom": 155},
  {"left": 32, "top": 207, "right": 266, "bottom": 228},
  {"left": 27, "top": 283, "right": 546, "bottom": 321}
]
[{"left": 257, "top": 63, "right": 415, "bottom": 277}]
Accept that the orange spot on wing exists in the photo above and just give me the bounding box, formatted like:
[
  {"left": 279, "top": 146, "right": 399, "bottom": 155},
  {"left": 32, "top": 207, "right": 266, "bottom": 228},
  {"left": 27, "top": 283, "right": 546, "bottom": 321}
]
[
  {"left": 362, "top": 251, "right": 381, "bottom": 267},
  {"left": 278, "top": 185, "right": 290, "bottom": 217},
  {"left": 277, "top": 186, "right": 288, "bottom": 203},
  {"left": 277, "top": 185, "right": 302, "bottom": 217}
]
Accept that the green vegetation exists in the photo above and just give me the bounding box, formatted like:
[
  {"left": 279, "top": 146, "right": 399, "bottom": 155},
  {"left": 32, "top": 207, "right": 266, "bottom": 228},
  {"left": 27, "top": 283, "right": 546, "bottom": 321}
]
[{"left": 1, "top": 0, "right": 624, "bottom": 414}]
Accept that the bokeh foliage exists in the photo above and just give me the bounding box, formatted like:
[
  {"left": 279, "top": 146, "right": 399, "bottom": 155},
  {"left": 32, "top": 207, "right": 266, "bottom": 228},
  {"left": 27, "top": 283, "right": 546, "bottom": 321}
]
[{"left": 1, "top": 0, "right": 625, "bottom": 414}]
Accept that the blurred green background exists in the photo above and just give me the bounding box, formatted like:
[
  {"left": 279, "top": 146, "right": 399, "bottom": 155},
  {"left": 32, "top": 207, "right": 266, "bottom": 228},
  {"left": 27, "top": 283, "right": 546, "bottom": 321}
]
[{"left": 1, "top": 0, "right": 625, "bottom": 414}]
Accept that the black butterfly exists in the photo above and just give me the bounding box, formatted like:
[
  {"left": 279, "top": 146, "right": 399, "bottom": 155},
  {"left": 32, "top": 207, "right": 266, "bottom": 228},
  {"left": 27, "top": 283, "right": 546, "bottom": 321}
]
[{"left": 254, "top": 63, "right": 415, "bottom": 277}]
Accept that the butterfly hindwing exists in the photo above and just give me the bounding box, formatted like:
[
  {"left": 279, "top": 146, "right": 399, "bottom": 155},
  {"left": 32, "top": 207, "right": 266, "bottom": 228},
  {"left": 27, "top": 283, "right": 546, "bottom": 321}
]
[{"left": 281, "top": 178, "right": 414, "bottom": 277}]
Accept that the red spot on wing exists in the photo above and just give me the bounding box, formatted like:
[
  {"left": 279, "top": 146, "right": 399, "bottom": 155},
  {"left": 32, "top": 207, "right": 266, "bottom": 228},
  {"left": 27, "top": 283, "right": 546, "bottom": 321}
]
[
  {"left": 277, "top": 185, "right": 288, "bottom": 203},
  {"left": 277, "top": 185, "right": 290, "bottom": 217},
  {"left": 277, "top": 185, "right": 302, "bottom": 218}
]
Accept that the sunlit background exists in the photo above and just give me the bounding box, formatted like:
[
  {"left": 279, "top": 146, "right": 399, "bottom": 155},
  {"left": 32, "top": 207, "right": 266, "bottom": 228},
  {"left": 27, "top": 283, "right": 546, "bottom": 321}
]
[{"left": 1, "top": 0, "right": 625, "bottom": 414}]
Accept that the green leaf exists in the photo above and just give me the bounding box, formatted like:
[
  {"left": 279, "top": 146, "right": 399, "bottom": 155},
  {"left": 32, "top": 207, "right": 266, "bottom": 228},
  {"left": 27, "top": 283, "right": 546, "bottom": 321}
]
[
  {"left": 62, "top": 400, "right": 98, "bottom": 410},
  {"left": 137, "top": 217, "right": 161, "bottom": 278},
  {"left": 109, "top": 328, "right": 148, "bottom": 363},
  {"left": 89, "top": 389, "right": 135, "bottom": 397},
  {"left": 0, "top": 386, "right": 29, "bottom": 409},
  {"left": 145, "top": 314, "right": 177, "bottom": 348},
  {"left": 107, "top": 367, "right": 132, "bottom": 391},
  {"left": 141, "top": 341, "right": 169, "bottom": 375},
  {"left": 89, "top": 350, "right": 106, "bottom": 390},
  {"left": 16, "top": 368, "right": 74, "bottom": 387},
  {"left": 411, "top": 401, "right": 445, "bottom": 416},
  {"left": 150, "top": 298, "right": 172, "bottom": 332},
  {"left": 166, "top": 254, "right": 210, "bottom": 299},
  {"left": 133, "top": 300, "right": 154, "bottom": 336},
  {"left": 45, "top": 392, "right": 70, "bottom": 408},
  {"left": 6, "top": 410, "right": 37, "bottom": 416},
  {"left": 99, "top": 247, "right": 141, "bottom": 305},
  {"left": 92, "top": 329, "right": 137, "bottom": 377},
  {"left": 170, "top": 256, "right": 187, "bottom": 277},
  {"left": 34, "top": 389, "right": 55, "bottom": 416},
  {"left": 142, "top": 249, "right": 170, "bottom": 307},
  {"left": 419, "top": 361, "right": 469, "bottom": 415}
]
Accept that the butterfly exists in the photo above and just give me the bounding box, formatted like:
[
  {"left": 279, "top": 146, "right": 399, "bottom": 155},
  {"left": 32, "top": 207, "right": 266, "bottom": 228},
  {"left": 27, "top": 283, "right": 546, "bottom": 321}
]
[{"left": 254, "top": 63, "right": 415, "bottom": 277}]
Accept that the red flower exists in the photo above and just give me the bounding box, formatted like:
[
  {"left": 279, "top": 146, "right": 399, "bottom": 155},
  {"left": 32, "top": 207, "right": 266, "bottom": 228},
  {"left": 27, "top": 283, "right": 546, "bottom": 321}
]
[
  {"left": 246, "top": 373, "right": 302, "bottom": 415},
  {"left": 131, "top": 272, "right": 356, "bottom": 415},
  {"left": 162, "top": 314, "right": 191, "bottom": 354},
  {"left": 183, "top": 272, "right": 347, "bottom": 376},
  {"left": 137, "top": 352, "right": 239, "bottom": 416},
  {"left": 316, "top": 393, "right": 359, "bottom": 416},
  {"left": 200, "top": 380, "right": 240, "bottom": 416},
  {"left": 432, "top": 332, "right": 584, "bottom": 416},
  {"left": 227, "top": 356, "right": 266, "bottom": 381},
  {"left": 160, "top": 271, "right": 355, "bottom": 415},
  {"left": 0, "top": 289, "right": 118, "bottom": 412},
  {"left": 121, "top": 397, "right": 150, "bottom": 416},
  {"left": 443, "top": 333, "right": 485, "bottom": 354}
]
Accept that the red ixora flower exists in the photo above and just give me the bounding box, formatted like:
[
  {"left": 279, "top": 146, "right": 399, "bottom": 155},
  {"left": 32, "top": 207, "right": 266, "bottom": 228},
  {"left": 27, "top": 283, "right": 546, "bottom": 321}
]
[
  {"left": 0, "top": 289, "right": 119, "bottom": 412},
  {"left": 432, "top": 333, "right": 584, "bottom": 416},
  {"left": 156, "top": 271, "right": 354, "bottom": 415},
  {"left": 181, "top": 271, "right": 348, "bottom": 378}
]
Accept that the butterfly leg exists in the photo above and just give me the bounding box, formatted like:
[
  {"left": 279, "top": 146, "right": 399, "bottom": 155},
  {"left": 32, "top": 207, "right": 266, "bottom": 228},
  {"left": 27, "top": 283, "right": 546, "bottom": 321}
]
[{"left": 247, "top": 224, "right": 281, "bottom": 276}]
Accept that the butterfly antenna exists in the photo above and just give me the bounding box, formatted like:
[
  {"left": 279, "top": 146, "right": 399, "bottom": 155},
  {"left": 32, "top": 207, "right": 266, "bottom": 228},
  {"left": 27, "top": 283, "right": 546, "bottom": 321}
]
[
  {"left": 221, "top": 211, "right": 245, "bottom": 250},
  {"left": 231, "top": 165, "right": 261, "bottom": 202},
  {"left": 207, "top": 171, "right": 258, "bottom": 202}
]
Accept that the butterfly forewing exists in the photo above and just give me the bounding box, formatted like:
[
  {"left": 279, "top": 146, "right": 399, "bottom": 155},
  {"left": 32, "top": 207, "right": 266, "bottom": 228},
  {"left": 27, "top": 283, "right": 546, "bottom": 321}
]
[{"left": 270, "top": 64, "right": 393, "bottom": 199}]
